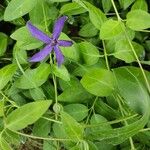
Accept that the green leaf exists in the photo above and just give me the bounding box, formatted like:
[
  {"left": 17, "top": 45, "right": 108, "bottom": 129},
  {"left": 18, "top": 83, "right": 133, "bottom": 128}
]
[
  {"left": 53, "top": 123, "right": 74, "bottom": 148},
  {"left": 102, "top": 0, "right": 112, "bottom": 13},
  {"left": 84, "top": 1, "right": 107, "bottom": 29},
  {"left": 4, "top": 0, "right": 37, "bottom": 21},
  {"left": 131, "top": 0, "right": 148, "bottom": 11},
  {"left": 64, "top": 104, "right": 88, "bottom": 121},
  {"left": 75, "top": 0, "right": 107, "bottom": 29},
  {"left": 60, "top": 2, "right": 87, "bottom": 15},
  {"left": 61, "top": 111, "right": 84, "bottom": 140},
  {"left": 100, "top": 20, "right": 124, "bottom": 40},
  {"left": 0, "top": 101, "right": 4, "bottom": 117},
  {"left": 119, "top": 0, "right": 135, "bottom": 9},
  {"left": 11, "top": 26, "right": 43, "bottom": 50},
  {"left": 33, "top": 117, "right": 50, "bottom": 137},
  {"left": 0, "top": 64, "right": 17, "bottom": 90},
  {"left": 87, "top": 67, "right": 150, "bottom": 145},
  {"left": 95, "top": 141, "right": 114, "bottom": 150},
  {"left": 59, "top": 33, "right": 79, "bottom": 62},
  {"left": 6, "top": 100, "right": 52, "bottom": 130},
  {"left": 13, "top": 44, "right": 27, "bottom": 64},
  {"left": 29, "top": 0, "right": 57, "bottom": 25},
  {"left": 2, "top": 129, "right": 20, "bottom": 147},
  {"left": 43, "top": 140, "right": 57, "bottom": 150},
  {"left": 15, "top": 63, "right": 50, "bottom": 89},
  {"left": 81, "top": 69, "right": 115, "bottom": 97},
  {"left": 89, "top": 114, "right": 111, "bottom": 132},
  {"left": 105, "top": 27, "right": 135, "bottom": 53},
  {"left": 73, "top": 62, "right": 107, "bottom": 77},
  {"left": 78, "top": 42, "right": 99, "bottom": 65},
  {"left": 0, "top": 32, "right": 7, "bottom": 56},
  {"left": 79, "top": 23, "right": 98, "bottom": 38},
  {"left": 29, "top": 87, "right": 46, "bottom": 101},
  {"left": 114, "top": 40, "right": 144, "bottom": 63},
  {"left": 51, "top": 65, "right": 70, "bottom": 81},
  {"left": 0, "top": 137, "right": 12, "bottom": 150},
  {"left": 113, "top": 67, "right": 150, "bottom": 114},
  {"left": 58, "top": 77, "right": 93, "bottom": 103},
  {"left": 126, "top": 10, "right": 150, "bottom": 31}
]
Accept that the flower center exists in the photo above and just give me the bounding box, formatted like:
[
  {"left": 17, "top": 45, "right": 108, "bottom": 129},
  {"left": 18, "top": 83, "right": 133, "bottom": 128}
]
[{"left": 51, "top": 39, "right": 57, "bottom": 46}]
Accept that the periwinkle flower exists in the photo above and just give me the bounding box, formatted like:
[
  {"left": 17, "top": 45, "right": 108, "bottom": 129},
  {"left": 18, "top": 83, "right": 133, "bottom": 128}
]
[{"left": 27, "top": 16, "right": 73, "bottom": 66}]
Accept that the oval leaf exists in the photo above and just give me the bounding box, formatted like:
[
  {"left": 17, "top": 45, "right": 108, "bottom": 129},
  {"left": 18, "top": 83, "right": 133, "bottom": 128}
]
[
  {"left": 61, "top": 111, "right": 84, "bottom": 140},
  {"left": 60, "top": 2, "right": 86, "bottom": 15},
  {"left": 51, "top": 65, "right": 70, "bottom": 81},
  {"left": 15, "top": 63, "right": 50, "bottom": 89},
  {"left": 64, "top": 104, "right": 88, "bottom": 121},
  {"left": 4, "top": 0, "right": 37, "bottom": 21},
  {"left": 81, "top": 69, "right": 115, "bottom": 96},
  {"left": 114, "top": 40, "right": 144, "bottom": 63},
  {"left": 126, "top": 10, "right": 150, "bottom": 31},
  {"left": 78, "top": 42, "right": 99, "bottom": 65},
  {"left": 100, "top": 20, "right": 124, "bottom": 40},
  {"left": 0, "top": 32, "right": 8, "bottom": 56},
  {"left": 6, "top": 100, "right": 52, "bottom": 130},
  {"left": 0, "top": 64, "right": 17, "bottom": 90}
]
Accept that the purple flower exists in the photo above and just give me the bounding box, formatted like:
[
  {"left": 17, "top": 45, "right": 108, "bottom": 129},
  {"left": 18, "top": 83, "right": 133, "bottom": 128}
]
[{"left": 27, "top": 16, "right": 73, "bottom": 66}]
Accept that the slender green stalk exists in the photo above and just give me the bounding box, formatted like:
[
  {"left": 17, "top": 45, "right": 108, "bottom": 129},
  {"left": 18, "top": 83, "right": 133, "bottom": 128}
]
[
  {"left": 110, "top": 0, "right": 121, "bottom": 20},
  {"left": 85, "top": 97, "right": 98, "bottom": 124},
  {"left": 7, "top": 129, "right": 72, "bottom": 142},
  {"left": 42, "top": 3, "right": 59, "bottom": 121},
  {"left": 84, "top": 114, "right": 138, "bottom": 128},
  {"left": 111, "top": 0, "right": 150, "bottom": 94},
  {"left": 110, "top": 2, "right": 138, "bottom": 148},
  {"left": 42, "top": 116, "right": 62, "bottom": 124},
  {"left": 102, "top": 40, "right": 110, "bottom": 70},
  {"left": 42, "top": 2, "right": 48, "bottom": 32},
  {"left": 116, "top": 94, "right": 136, "bottom": 150}
]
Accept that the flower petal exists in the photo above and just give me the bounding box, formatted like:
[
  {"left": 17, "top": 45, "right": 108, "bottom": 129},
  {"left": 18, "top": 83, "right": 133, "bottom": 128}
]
[
  {"left": 52, "top": 16, "right": 68, "bottom": 40},
  {"left": 27, "top": 21, "right": 51, "bottom": 43},
  {"left": 54, "top": 45, "right": 64, "bottom": 66},
  {"left": 29, "top": 44, "right": 53, "bottom": 62},
  {"left": 58, "top": 40, "right": 73, "bottom": 47}
]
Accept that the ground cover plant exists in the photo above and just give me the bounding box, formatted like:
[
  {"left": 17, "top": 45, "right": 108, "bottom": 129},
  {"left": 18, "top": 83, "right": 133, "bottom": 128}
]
[{"left": 0, "top": 0, "right": 150, "bottom": 149}]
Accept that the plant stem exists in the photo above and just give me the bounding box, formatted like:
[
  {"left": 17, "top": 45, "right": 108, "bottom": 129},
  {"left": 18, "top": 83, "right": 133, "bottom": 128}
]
[
  {"left": 116, "top": 94, "right": 136, "bottom": 150},
  {"left": 42, "top": 2, "right": 48, "bottom": 32},
  {"left": 102, "top": 40, "right": 110, "bottom": 70},
  {"left": 7, "top": 129, "right": 72, "bottom": 142},
  {"left": 111, "top": 0, "right": 150, "bottom": 94},
  {"left": 110, "top": 0, "right": 121, "bottom": 20}
]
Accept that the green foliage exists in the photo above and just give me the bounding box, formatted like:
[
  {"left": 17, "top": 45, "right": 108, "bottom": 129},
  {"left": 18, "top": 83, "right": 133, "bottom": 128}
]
[
  {"left": 51, "top": 65, "right": 70, "bottom": 81},
  {"left": 81, "top": 69, "right": 115, "bottom": 96},
  {"left": 0, "top": 33, "right": 8, "bottom": 56},
  {"left": 4, "top": 0, "right": 37, "bottom": 21},
  {"left": 79, "top": 23, "right": 98, "bottom": 38},
  {"left": 60, "top": 2, "right": 87, "bottom": 15},
  {"left": 113, "top": 40, "right": 144, "bottom": 63},
  {"left": 100, "top": 20, "right": 124, "bottom": 40},
  {"left": 119, "top": 0, "right": 135, "bottom": 10},
  {"left": 78, "top": 41, "right": 99, "bottom": 65},
  {"left": 6, "top": 101, "right": 52, "bottom": 130},
  {"left": 131, "top": 0, "right": 148, "bottom": 11},
  {"left": 102, "top": 0, "right": 112, "bottom": 13},
  {"left": 15, "top": 63, "right": 50, "bottom": 89},
  {"left": 1, "top": 0, "right": 150, "bottom": 149},
  {"left": 11, "top": 26, "right": 43, "bottom": 50},
  {"left": 126, "top": 10, "right": 150, "bottom": 30},
  {"left": 64, "top": 104, "right": 88, "bottom": 121},
  {"left": 61, "top": 111, "right": 84, "bottom": 140},
  {"left": 0, "top": 64, "right": 17, "bottom": 90}
]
